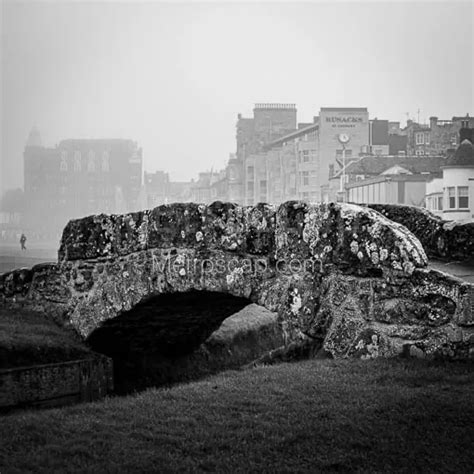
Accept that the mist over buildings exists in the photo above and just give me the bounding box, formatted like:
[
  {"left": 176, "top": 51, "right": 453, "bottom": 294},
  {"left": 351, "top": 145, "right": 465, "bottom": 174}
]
[{"left": 0, "top": 0, "right": 473, "bottom": 237}]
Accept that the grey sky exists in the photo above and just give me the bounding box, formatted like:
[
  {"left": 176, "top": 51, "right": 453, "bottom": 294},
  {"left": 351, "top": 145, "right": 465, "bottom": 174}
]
[{"left": 1, "top": 0, "right": 473, "bottom": 193}]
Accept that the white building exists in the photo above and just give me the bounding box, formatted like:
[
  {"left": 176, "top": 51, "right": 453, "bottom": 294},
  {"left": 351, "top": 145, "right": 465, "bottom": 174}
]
[{"left": 425, "top": 139, "right": 474, "bottom": 222}]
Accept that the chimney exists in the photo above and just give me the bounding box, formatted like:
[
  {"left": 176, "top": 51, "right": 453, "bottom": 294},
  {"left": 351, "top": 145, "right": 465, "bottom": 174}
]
[{"left": 429, "top": 116, "right": 438, "bottom": 129}]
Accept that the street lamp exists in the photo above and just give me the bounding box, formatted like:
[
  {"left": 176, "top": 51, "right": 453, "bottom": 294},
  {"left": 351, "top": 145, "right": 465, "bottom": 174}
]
[{"left": 338, "top": 133, "right": 350, "bottom": 202}]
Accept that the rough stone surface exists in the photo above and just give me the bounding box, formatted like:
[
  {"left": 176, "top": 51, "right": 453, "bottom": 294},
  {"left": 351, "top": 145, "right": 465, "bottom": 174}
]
[
  {"left": 1, "top": 201, "right": 473, "bottom": 360},
  {"left": 199, "top": 303, "right": 286, "bottom": 365},
  {"left": 368, "top": 204, "right": 474, "bottom": 261}
]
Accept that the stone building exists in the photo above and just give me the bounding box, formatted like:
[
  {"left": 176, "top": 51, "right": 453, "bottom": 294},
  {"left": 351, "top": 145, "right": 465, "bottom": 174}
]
[
  {"left": 23, "top": 129, "right": 143, "bottom": 236},
  {"left": 406, "top": 114, "right": 474, "bottom": 156}
]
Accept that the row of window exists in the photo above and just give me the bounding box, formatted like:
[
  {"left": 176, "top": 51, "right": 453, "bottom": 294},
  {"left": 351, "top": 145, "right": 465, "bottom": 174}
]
[
  {"left": 415, "top": 132, "right": 431, "bottom": 145},
  {"left": 426, "top": 195, "right": 444, "bottom": 211},
  {"left": 415, "top": 132, "right": 458, "bottom": 147},
  {"left": 299, "top": 150, "right": 317, "bottom": 163},
  {"left": 59, "top": 150, "right": 110, "bottom": 173}
]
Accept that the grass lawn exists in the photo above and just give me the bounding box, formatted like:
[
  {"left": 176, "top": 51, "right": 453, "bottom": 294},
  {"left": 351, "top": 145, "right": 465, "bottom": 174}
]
[
  {"left": 1, "top": 358, "right": 473, "bottom": 473},
  {"left": 0, "top": 308, "right": 93, "bottom": 369}
]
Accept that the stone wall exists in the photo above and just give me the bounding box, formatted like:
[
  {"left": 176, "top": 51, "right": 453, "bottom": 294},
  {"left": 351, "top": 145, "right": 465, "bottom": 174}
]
[
  {"left": 0, "top": 355, "right": 113, "bottom": 410},
  {"left": 1, "top": 201, "right": 473, "bottom": 360},
  {"left": 368, "top": 204, "right": 474, "bottom": 261}
]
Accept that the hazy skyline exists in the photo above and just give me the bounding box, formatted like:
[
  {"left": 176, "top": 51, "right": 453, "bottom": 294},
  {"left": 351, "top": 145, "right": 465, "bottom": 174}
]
[{"left": 1, "top": 0, "right": 473, "bottom": 194}]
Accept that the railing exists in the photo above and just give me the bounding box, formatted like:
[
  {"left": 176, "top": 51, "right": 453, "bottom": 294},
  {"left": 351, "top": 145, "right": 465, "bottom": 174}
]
[{"left": 254, "top": 103, "right": 296, "bottom": 110}]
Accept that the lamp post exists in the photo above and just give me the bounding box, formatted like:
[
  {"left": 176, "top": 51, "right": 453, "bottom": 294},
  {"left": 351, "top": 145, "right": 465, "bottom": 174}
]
[{"left": 338, "top": 133, "right": 350, "bottom": 202}]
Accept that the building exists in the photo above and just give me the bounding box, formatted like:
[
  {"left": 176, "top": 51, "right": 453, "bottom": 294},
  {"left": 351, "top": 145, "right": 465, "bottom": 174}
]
[
  {"left": 23, "top": 129, "right": 143, "bottom": 236},
  {"left": 238, "top": 105, "right": 371, "bottom": 205},
  {"left": 367, "top": 118, "right": 408, "bottom": 157},
  {"left": 425, "top": 137, "right": 474, "bottom": 222},
  {"left": 406, "top": 114, "right": 474, "bottom": 156},
  {"left": 144, "top": 170, "right": 170, "bottom": 207},
  {"left": 339, "top": 154, "right": 445, "bottom": 206},
  {"left": 318, "top": 107, "right": 369, "bottom": 201},
  {"left": 233, "top": 104, "right": 298, "bottom": 204},
  {"left": 191, "top": 171, "right": 218, "bottom": 203},
  {"left": 144, "top": 170, "right": 194, "bottom": 206},
  {"left": 225, "top": 154, "right": 243, "bottom": 203},
  {"left": 182, "top": 105, "right": 472, "bottom": 209},
  {"left": 242, "top": 122, "right": 319, "bottom": 206},
  {"left": 369, "top": 119, "right": 389, "bottom": 156}
]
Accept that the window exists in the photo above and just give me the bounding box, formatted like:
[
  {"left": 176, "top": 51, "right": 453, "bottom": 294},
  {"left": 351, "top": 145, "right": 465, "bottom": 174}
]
[
  {"left": 247, "top": 181, "right": 254, "bottom": 193},
  {"left": 416, "top": 149, "right": 425, "bottom": 156},
  {"left": 302, "top": 150, "right": 310, "bottom": 163},
  {"left": 60, "top": 157, "right": 68, "bottom": 172},
  {"left": 102, "top": 151, "right": 110, "bottom": 172},
  {"left": 247, "top": 166, "right": 254, "bottom": 179},
  {"left": 302, "top": 171, "right": 309, "bottom": 186},
  {"left": 425, "top": 133, "right": 430, "bottom": 145},
  {"left": 74, "top": 151, "right": 82, "bottom": 172},
  {"left": 448, "top": 187, "right": 456, "bottom": 208},
  {"left": 437, "top": 196, "right": 443, "bottom": 210},
  {"left": 415, "top": 132, "right": 424, "bottom": 145},
  {"left": 458, "top": 186, "right": 469, "bottom": 208},
  {"left": 87, "top": 151, "right": 96, "bottom": 172},
  {"left": 260, "top": 180, "right": 267, "bottom": 194}
]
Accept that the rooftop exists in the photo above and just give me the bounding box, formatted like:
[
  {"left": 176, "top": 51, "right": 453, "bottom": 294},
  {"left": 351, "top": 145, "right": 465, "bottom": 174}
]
[
  {"left": 264, "top": 123, "right": 319, "bottom": 150},
  {"left": 445, "top": 139, "right": 474, "bottom": 167},
  {"left": 320, "top": 107, "right": 368, "bottom": 112},
  {"left": 342, "top": 155, "right": 446, "bottom": 176},
  {"left": 254, "top": 103, "right": 296, "bottom": 110}
]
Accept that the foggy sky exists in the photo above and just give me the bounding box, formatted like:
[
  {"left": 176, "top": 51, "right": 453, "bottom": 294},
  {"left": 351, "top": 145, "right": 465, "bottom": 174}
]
[{"left": 1, "top": 0, "right": 473, "bottom": 195}]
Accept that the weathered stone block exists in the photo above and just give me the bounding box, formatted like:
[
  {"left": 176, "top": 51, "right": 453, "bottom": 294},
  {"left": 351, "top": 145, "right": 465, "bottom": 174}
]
[{"left": 368, "top": 203, "right": 474, "bottom": 261}]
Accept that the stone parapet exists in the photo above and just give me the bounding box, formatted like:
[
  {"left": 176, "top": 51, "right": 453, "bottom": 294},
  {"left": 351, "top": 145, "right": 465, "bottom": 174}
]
[{"left": 368, "top": 203, "right": 474, "bottom": 261}]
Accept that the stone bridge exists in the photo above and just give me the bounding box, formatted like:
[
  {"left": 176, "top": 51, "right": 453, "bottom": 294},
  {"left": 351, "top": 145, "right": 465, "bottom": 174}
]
[{"left": 1, "top": 201, "right": 473, "bottom": 359}]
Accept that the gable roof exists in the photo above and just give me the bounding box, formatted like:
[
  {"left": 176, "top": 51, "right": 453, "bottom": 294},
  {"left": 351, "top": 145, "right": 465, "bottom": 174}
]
[{"left": 344, "top": 155, "right": 446, "bottom": 176}]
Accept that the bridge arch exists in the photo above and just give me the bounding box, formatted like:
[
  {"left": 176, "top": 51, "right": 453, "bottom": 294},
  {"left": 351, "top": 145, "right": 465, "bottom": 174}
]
[{"left": 86, "top": 290, "right": 271, "bottom": 392}]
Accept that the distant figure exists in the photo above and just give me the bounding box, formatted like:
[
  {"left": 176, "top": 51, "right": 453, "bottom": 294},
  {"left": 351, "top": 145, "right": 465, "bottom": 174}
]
[{"left": 20, "top": 233, "right": 27, "bottom": 251}]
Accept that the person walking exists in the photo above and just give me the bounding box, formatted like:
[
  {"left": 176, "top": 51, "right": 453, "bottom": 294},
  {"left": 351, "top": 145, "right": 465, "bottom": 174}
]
[{"left": 20, "top": 233, "right": 27, "bottom": 251}]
